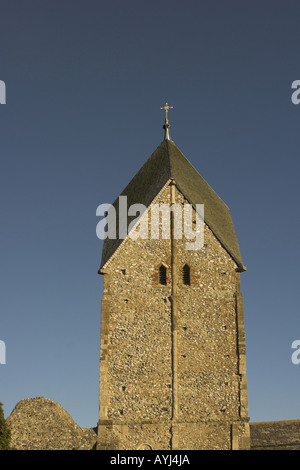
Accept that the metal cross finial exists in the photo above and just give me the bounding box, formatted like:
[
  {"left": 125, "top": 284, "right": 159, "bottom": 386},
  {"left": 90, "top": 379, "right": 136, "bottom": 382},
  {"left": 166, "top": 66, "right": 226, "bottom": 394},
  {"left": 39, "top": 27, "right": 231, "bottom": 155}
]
[
  {"left": 160, "top": 102, "right": 173, "bottom": 121},
  {"left": 161, "top": 102, "right": 173, "bottom": 141}
]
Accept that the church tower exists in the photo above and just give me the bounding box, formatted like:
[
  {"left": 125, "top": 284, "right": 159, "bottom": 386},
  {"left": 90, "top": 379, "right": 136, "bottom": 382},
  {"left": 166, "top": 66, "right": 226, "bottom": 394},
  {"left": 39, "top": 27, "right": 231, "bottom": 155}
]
[{"left": 97, "top": 107, "right": 250, "bottom": 450}]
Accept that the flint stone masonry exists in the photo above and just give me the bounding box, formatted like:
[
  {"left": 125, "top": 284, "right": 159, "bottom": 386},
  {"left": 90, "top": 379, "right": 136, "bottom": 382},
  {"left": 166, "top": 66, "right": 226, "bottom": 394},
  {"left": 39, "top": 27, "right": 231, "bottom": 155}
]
[
  {"left": 6, "top": 398, "right": 97, "bottom": 450},
  {"left": 6, "top": 397, "right": 300, "bottom": 449},
  {"left": 250, "top": 420, "right": 300, "bottom": 450},
  {"left": 97, "top": 182, "right": 250, "bottom": 450}
]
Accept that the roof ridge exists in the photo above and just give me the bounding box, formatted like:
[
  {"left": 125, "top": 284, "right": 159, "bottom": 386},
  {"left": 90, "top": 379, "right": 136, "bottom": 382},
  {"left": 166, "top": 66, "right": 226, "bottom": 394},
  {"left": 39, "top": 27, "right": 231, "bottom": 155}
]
[{"left": 166, "top": 139, "right": 231, "bottom": 211}]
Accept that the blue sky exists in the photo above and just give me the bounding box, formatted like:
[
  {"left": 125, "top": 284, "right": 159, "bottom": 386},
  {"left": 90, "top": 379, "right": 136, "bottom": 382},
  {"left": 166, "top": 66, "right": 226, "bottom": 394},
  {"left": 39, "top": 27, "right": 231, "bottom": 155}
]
[{"left": 1, "top": 0, "right": 300, "bottom": 428}]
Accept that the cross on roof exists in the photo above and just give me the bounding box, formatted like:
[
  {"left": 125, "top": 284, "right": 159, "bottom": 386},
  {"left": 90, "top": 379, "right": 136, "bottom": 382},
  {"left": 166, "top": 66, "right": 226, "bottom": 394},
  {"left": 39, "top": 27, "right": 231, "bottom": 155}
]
[{"left": 160, "top": 102, "right": 173, "bottom": 120}]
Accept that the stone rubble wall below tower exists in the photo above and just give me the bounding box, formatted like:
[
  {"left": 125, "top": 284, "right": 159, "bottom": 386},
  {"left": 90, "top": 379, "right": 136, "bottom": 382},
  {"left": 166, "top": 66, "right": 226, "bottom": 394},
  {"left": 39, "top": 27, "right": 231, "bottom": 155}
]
[
  {"left": 6, "top": 397, "right": 97, "bottom": 450},
  {"left": 250, "top": 420, "right": 300, "bottom": 450},
  {"left": 6, "top": 397, "right": 300, "bottom": 450}
]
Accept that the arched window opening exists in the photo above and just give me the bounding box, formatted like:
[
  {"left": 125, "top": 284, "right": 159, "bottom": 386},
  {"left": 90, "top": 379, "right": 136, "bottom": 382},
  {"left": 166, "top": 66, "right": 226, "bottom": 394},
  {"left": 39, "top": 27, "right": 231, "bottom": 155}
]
[
  {"left": 159, "top": 265, "right": 167, "bottom": 285},
  {"left": 183, "top": 264, "right": 190, "bottom": 285}
]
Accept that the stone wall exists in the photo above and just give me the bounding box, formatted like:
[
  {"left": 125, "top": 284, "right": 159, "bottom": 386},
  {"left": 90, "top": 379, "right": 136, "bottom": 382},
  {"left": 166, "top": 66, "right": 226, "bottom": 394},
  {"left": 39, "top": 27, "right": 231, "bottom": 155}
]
[
  {"left": 6, "top": 397, "right": 97, "bottom": 450},
  {"left": 6, "top": 397, "right": 300, "bottom": 450},
  {"left": 97, "top": 182, "right": 250, "bottom": 450},
  {"left": 250, "top": 420, "right": 300, "bottom": 450}
]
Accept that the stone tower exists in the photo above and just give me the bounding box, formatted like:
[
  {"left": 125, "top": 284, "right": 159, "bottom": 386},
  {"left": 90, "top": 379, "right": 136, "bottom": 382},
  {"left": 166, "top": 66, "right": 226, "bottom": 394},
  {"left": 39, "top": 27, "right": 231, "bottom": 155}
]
[{"left": 97, "top": 111, "right": 250, "bottom": 450}]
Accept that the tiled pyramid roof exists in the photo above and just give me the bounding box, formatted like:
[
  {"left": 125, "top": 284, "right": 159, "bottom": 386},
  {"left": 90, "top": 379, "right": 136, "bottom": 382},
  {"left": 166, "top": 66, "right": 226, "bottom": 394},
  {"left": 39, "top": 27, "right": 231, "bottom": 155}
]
[{"left": 100, "top": 139, "right": 245, "bottom": 271}]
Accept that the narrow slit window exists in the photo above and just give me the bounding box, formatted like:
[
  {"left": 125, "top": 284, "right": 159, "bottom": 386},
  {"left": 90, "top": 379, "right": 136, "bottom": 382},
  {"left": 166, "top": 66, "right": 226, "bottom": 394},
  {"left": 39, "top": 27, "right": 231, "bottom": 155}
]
[
  {"left": 159, "top": 265, "right": 167, "bottom": 285},
  {"left": 183, "top": 264, "right": 190, "bottom": 285}
]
